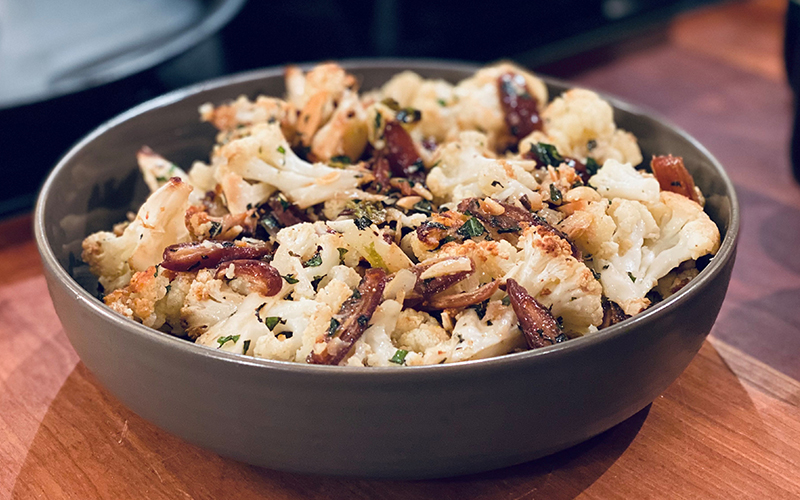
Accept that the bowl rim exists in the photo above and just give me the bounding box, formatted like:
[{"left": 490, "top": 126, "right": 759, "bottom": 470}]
[{"left": 34, "top": 58, "right": 740, "bottom": 378}]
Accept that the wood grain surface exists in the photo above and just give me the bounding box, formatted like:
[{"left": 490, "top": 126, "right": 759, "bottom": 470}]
[{"left": 3, "top": 1, "right": 800, "bottom": 498}]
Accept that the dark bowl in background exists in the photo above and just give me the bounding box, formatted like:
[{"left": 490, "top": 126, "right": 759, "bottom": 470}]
[{"left": 34, "top": 60, "right": 739, "bottom": 479}]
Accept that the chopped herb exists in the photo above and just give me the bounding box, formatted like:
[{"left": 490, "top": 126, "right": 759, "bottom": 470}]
[
  {"left": 585, "top": 157, "right": 600, "bottom": 176},
  {"left": 437, "top": 98, "right": 447, "bottom": 107},
  {"left": 381, "top": 98, "right": 401, "bottom": 110},
  {"left": 165, "top": 284, "right": 171, "bottom": 293},
  {"left": 628, "top": 272, "right": 636, "bottom": 283},
  {"left": 501, "top": 295, "right": 511, "bottom": 306},
  {"left": 549, "top": 184, "right": 563, "bottom": 204},
  {"left": 311, "top": 276, "right": 324, "bottom": 291},
  {"left": 486, "top": 320, "right": 493, "bottom": 326},
  {"left": 587, "top": 139, "right": 597, "bottom": 151},
  {"left": 153, "top": 266, "right": 159, "bottom": 278},
  {"left": 328, "top": 318, "right": 340, "bottom": 336},
  {"left": 242, "top": 340, "right": 251, "bottom": 353},
  {"left": 591, "top": 268, "right": 601, "bottom": 280},
  {"left": 470, "top": 299, "right": 489, "bottom": 319},
  {"left": 279, "top": 331, "right": 294, "bottom": 339},
  {"left": 282, "top": 274, "right": 299, "bottom": 284},
  {"left": 278, "top": 195, "right": 291, "bottom": 210},
  {"left": 389, "top": 349, "right": 409, "bottom": 364},
  {"left": 208, "top": 221, "right": 222, "bottom": 238},
  {"left": 602, "top": 264, "right": 609, "bottom": 270},
  {"left": 374, "top": 111, "right": 382, "bottom": 131},
  {"left": 155, "top": 176, "right": 168, "bottom": 182},
  {"left": 554, "top": 333, "right": 569, "bottom": 343},
  {"left": 277, "top": 145, "right": 286, "bottom": 154},
  {"left": 491, "top": 180, "right": 504, "bottom": 188},
  {"left": 357, "top": 315, "right": 369, "bottom": 327},
  {"left": 264, "top": 316, "right": 284, "bottom": 331},
  {"left": 531, "top": 142, "right": 564, "bottom": 166},
  {"left": 351, "top": 289, "right": 362, "bottom": 300},
  {"left": 354, "top": 216, "right": 372, "bottom": 230},
  {"left": 437, "top": 235, "right": 456, "bottom": 248},
  {"left": 496, "top": 225, "right": 521, "bottom": 234},
  {"left": 337, "top": 247, "right": 348, "bottom": 262},
  {"left": 396, "top": 108, "right": 422, "bottom": 124},
  {"left": 457, "top": 217, "right": 486, "bottom": 239},
  {"left": 330, "top": 155, "right": 351, "bottom": 165},
  {"left": 407, "top": 159, "right": 424, "bottom": 174},
  {"left": 304, "top": 248, "right": 323, "bottom": 267},
  {"left": 217, "top": 334, "right": 240, "bottom": 347},
  {"left": 412, "top": 199, "right": 433, "bottom": 216}
]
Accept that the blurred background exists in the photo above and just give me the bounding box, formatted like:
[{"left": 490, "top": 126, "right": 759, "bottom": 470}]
[{"left": 0, "top": 0, "right": 739, "bottom": 217}]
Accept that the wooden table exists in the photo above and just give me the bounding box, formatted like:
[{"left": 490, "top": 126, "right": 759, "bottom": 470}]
[{"left": 3, "top": 1, "right": 800, "bottom": 498}]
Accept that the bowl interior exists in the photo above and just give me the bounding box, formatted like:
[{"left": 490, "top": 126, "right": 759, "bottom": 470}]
[{"left": 38, "top": 60, "right": 737, "bottom": 328}]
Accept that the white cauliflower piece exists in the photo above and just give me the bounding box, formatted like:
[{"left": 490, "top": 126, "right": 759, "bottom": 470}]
[
  {"left": 348, "top": 299, "right": 404, "bottom": 367},
  {"left": 81, "top": 178, "right": 192, "bottom": 292},
  {"left": 520, "top": 88, "right": 642, "bottom": 166},
  {"left": 558, "top": 187, "right": 618, "bottom": 260},
  {"left": 504, "top": 226, "right": 604, "bottom": 334},
  {"left": 589, "top": 159, "right": 660, "bottom": 203},
  {"left": 595, "top": 192, "right": 720, "bottom": 315},
  {"left": 216, "top": 164, "right": 275, "bottom": 215},
  {"left": 392, "top": 309, "right": 449, "bottom": 353},
  {"left": 180, "top": 269, "right": 248, "bottom": 338},
  {"left": 437, "top": 302, "right": 525, "bottom": 363},
  {"left": 426, "top": 131, "right": 538, "bottom": 203},
  {"left": 218, "top": 122, "right": 362, "bottom": 209},
  {"left": 379, "top": 70, "right": 424, "bottom": 107},
  {"left": 270, "top": 222, "right": 348, "bottom": 300},
  {"left": 310, "top": 90, "right": 368, "bottom": 162}
]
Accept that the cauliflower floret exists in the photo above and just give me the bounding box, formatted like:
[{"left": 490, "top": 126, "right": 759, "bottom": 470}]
[
  {"left": 270, "top": 222, "right": 349, "bottom": 300},
  {"left": 436, "top": 302, "right": 525, "bottom": 363},
  {"left": 217, "top": 122, "right": 362, "bottom": 209},
  {"left": 310, "top": 90, "right": 368, "bottom": 162},
  {"left": 589, "top": 159, "right": 661, "bottom": 203},
  {"left": 409, "top": 79, "right": 459, "bottom": 143},
  {"left": 392, "top": 308, "right": 450, "bottom": 354},
  {"left": 199, "top": 95, "right": 295, "bottom": 133},
  {"left": 594, "top": 192, "right": 720, "bottom": 315},
  {"left": 558, "top": 187, "right": 618, "bottom": 260},
  {"left": 194, "top": 292, "right": 331, "bottom": 362},
  {"left": 81, "top": 178, "right": 192, "bottom": 292},
  {"left": 379, "top": 70, "right": 424, "bottom": 107},
  {"left": 504, "top": 226, "right": 604, "bottom": 334},
  {"left": 429, "top": 239, "right": 519, "bottom": 293},
  {"left": 180, "top": 269, "right": 248, "bottom": 338},
  {"left": 520, "top": 88, "right": 642, "bottom": 166},
  {"left": 348, "top": 299, "right": 404, "bottom": 367},
  {"left": 103, "top": 265, "right": 172, "bottom": 329},
  {"left": 216, "top": 164, "right": 276, "bottom": 215},
  {"left": 426, "top": 131, "right": 538, "bottom": 203}
]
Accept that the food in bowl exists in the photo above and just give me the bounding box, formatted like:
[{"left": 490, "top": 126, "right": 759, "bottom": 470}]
[{"left": 81, "top": 62, "right": 720, "bottom": 367}]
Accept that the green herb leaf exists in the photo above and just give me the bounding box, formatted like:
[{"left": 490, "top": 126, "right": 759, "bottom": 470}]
[
  {"left": 437, "top": 98, "right": 447, "bottom": 107},
  {"left": 627, "top": 272, "right": 636, "bottom": 283},
  {"left": 330, "top": 155, "right": 351, "bottom": 165},
  {"left": 304, "top": 248, "right": 323, "bottom": 267},
  {"left": 532, "top": 142, "right": 564, "bottom": 166},
  {"left": 277, "top": 145, "right": 286, "bottom": 154},
  {"left": 282, "top": 274, "right": 299, "bottom": 284},
  {"left": 264, "top": 316, "right": 284, "bottom": 331},
  {"left": 208, "top": 221, "right": 223, "bottom": 238},
  {"left": 457, "top": 217, "right": 486, "bottom": 239},
  {"left": 549, "top": 184, "right": 563, "bottom": 204},
  {"left": 501, "top": 295, "right": 511, "bottom": 306},
  {"left": 374, "top": 111, "right": 382, "bottom": 131},
  {"left": 217, "top": 334, "right": 240, "bottom": 347},
  {"left": 328, "top": 318, "right": 340, "bottom": 337},
  {"left": 337, "top": 247, "right": 348, "bottom": 262},
  {"left": 412, "top": 199, "right": 433, "bottom": 216},
  {"left": 243, "top": 340, "right": 251, "bottom": 353},
  {"left": 585, "top": 157, "right": 600, "bottom": 177},
  {"left": 395, "top": 108, "right": 421, "bottom": 124},
  {"left": 389, "top": 349, "right": 408, "bottom": 364},
  {"left": 354, "top": 216, "right": 372, "bottom": 230}
]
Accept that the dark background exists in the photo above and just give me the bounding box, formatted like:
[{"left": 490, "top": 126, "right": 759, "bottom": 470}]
[{"left": 0, "top": 0, "right": 720, "bottom": 218}]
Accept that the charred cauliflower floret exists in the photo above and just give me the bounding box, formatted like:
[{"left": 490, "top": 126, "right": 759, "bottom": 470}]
[
  {"left": 81, "top": 178, "right": 192, "bottom": 292},
  {"left": 504, "top": 225, "right": 604, "bottom": 334}
]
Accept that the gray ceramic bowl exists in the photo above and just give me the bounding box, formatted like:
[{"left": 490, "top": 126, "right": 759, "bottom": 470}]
[{"left": 35, "top": 60, "right": 739, "bottom": 479}]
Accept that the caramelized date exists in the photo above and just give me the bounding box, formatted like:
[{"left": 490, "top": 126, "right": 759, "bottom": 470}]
[
  {"left": 412, "top": 257, "right": 474, "bottom": 298},
  {"left": 382, "top": 120, "right": 425, "bottom": 181},
  {"left": 498, "top": 72, "right": 542, "bottom": 141},
  {"left": 161, "top": 241, "right": 272, "bottom": 272},
  {"left": 308, "top": 268, "right": 387, "bottom": 365},
  {"left": 600, "top": 297, "right": 629, "bottom": 329},
  {"left": 506, "top": 279, "right": 565, "bottom": 349},
  {"left": 650, "top": 155, "right": 699, "bottom": 203},
  {"left": 215, "top": 260, "right": 282, "bottom": 296},
  {"left": 371, "top": 155, "right": 392, "bottom": 192}
]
